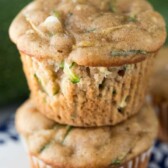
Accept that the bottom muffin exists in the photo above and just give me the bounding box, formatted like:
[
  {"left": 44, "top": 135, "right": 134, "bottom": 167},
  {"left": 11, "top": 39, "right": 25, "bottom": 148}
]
[
  {"left": 16, "top": 100, "right": 158, "bottom": 168},
  {"left": 149, "top": 47, "right": 168, "bottom": 142}
]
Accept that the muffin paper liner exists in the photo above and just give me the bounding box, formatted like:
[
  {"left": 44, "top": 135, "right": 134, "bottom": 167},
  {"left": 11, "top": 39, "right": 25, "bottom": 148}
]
[
  {"left": 21, "top": 53, "right": 155, "bottom": 127},
  {"left": 21, "top": 136, "right": 152, "bottom": 168}
]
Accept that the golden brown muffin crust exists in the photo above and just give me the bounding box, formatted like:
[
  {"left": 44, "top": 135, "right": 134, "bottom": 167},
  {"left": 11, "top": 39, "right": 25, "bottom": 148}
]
[
  {"left": 16, "top": 100, "right": 158, "bottom": 168},
  {"left": 16, "top": 100, "right": 55, "bottom": 135},
  {"left": 9, "top": 0, "right": 166, "bottom": 66}
]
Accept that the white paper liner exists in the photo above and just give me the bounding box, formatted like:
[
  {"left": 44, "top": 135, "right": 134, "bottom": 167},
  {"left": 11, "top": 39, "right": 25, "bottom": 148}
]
[{"left": 20, "top": 136, "right": 152, "bottom": 168}]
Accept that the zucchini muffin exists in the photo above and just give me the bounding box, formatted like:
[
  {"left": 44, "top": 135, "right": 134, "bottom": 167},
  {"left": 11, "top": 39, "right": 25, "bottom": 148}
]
[
  {"left": 149, "top": 47, "right": 168, "bottom": 142},
  {"left": 16, "top": 100, "right": 158, "bottom": 168},
  {"left": 10, "top": 0, "right": 166, "bottom": 126}
]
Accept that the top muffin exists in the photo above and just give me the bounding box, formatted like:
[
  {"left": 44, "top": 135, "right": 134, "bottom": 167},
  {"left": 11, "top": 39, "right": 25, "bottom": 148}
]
[{"left": 9, "top": 0, "right": 166, "bottom": 66}]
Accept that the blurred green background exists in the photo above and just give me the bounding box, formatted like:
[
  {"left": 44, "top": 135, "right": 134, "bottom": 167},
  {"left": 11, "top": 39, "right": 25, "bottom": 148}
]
[
  {"left": 0, "top": 0, "right": 167, "bottom": 107},
  {"left": 0, "top": 0, "right": 30, "bottom": 107}
]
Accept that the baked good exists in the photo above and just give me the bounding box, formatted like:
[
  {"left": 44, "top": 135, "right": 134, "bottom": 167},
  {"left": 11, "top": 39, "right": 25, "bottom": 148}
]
[
  {"left": 149, "top": 47, "right": 168, "bottom": 142},
  {"left": 10, "top": 0, "right": 166, "bottom": 126},
  {"left": 16, "top": 100, "right": 158, "bottom": 168}
]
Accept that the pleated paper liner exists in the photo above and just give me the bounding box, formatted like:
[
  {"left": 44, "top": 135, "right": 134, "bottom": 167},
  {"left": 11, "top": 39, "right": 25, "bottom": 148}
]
[{"left": 28, "top": 148, "right": 152, "bottom": 168}]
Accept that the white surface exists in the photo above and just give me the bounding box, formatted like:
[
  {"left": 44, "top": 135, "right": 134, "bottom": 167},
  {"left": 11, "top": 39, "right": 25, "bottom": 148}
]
[
  {"left": 0, "top": 104, "right": 29, "bottom": 168},
  {"left": 0, "top": 140, "right": 29, "bottom": 168}
]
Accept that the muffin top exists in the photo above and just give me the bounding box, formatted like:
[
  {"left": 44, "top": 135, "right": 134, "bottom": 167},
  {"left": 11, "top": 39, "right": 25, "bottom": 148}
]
[
  {"left": 150, "top": 47, "right": 168, "bottom": 102},
  {"left": 9, "top": 0, "right": 166, "bottom": 66},
  {"left": 16, "top": 100, "right": 158, "bottom": 168}
]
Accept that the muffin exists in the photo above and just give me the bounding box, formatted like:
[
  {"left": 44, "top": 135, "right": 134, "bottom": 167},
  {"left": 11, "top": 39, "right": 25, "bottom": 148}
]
[
  {"left": 16, "top": 100, "right": 158, "bottom": 168},
  {"left": 149, "top": 47, "right": 168, "bottom": 142},
  {"left": 10, "top": 0, "right": 166, "bottom": 126}
]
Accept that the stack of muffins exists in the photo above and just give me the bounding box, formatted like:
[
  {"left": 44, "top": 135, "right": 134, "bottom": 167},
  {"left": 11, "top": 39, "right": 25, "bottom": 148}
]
[{"left": 9, "top": 0, "right": 166, "bottom": 168}]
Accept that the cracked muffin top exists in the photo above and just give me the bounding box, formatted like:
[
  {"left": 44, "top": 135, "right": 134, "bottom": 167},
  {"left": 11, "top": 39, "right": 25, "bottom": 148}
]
[
  {"left": 9, "top": 0, "right": 166, "bottom": 66},
  {"left": 16, "top": 100, "right": 158, "bottom": 168}
]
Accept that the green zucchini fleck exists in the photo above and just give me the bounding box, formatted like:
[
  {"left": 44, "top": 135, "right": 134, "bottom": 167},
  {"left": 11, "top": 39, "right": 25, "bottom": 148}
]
[
  {"left": 111, "top": 50, "right": 147, "bottom": 57},
  {"left": 111, "top": 153, "right": 126, "bottom": 166},
  {"left": 111, "top": 158, "right": 122, "bottom": 166},
  {"left": 71, "top": 76, "right": 80, "bottom": 84},
  {"left": 109, "top": 1, "right": 117, "bottom": 12},
  {"left": 34, "top": 74, "right": 46, "bottom": 93},
  {"left": 128, "top": 15, "right": 137, "bottom": 22},
  {"left": 60, "top": 61, "right": 64, "bottom": 69},
  {"left": 53, "top": 10, "right": 60, "bottom": 18},
  {"left": 39, "top": 142, "right": 51, "bottom": 153},
  {"left": 64, "top": 62, "right": 80, "bottom": 84},
  {"left": 70, "top": 62, "right": 76, "bottom": 68},
  {"left": 62, "top": 126, "right": 73, "bottom": 144}
]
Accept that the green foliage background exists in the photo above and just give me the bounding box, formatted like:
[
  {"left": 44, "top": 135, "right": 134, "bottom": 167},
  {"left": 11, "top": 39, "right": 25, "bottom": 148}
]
[
  {"left": 149, "top": 0, "right": 168, "bottom": 44},
  {"left": 0, "top": 0, "right": 167, "bottom": 106},
  {"left": 0, "top": 0, "right": 30, "bottom": 106}
]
